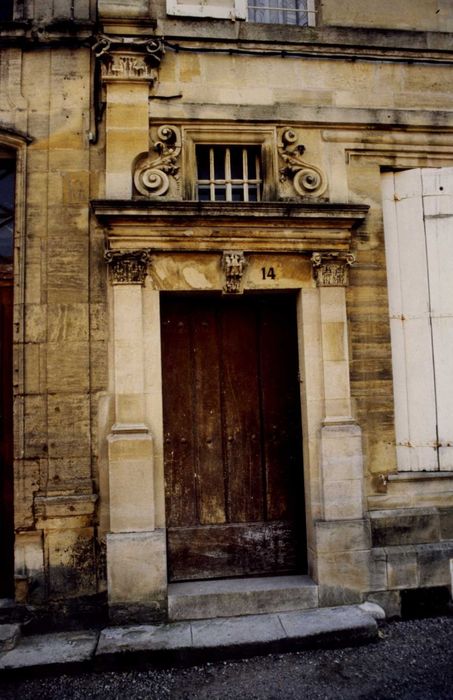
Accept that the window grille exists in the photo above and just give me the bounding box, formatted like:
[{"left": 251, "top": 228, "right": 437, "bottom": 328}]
[
  {"left": 0, "top": 160, "right": 15, "bottom": 262},
  {"left": 247, "top": 0, "right": 309, "bottom": 25},
  {"left": 196, "top": 145, "right": 262, "bottom": 202}
]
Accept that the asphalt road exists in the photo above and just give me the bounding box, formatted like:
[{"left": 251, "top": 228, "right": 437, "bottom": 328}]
[{"left": 1, "top": 616, "right": 453, "bottom": 699}]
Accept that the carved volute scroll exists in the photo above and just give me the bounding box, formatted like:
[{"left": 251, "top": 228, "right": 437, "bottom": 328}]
[
  {"left": 93, "top": 34, "right": 164, "bottom": 83},
  {"left": 222, "top": 251, "right": 247, "bottom": 294},
  {"left": 133, "top": 125, "right": 182, "bottom": 198},
  {"left": 105, "top": 249, "right": 151, "bottom": 285},
  {"left": 311, "top": 251, "right": 356, "bottom": 287},
  {"left": 278, "top": 128, "right": 327, "bottom": 198}
]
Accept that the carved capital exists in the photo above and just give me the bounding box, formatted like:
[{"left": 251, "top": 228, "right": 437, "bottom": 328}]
[
  {"left": 93, "top": 34, "right": 164, "bottom": 83},
  {"left": 278, "top": 128, "right": 327, "bottom": 198},
  {"left": 105, "top": 250, "right": 151, "bottom": 285},
  {"left": 133, "top": 125, "right": 181, "bottom": 198},
  {"left": 311, "top": 252, "right": 355, "bottom": 287},
  {"left": 222, "top": 251, "right": 247, "bottom": 294}
]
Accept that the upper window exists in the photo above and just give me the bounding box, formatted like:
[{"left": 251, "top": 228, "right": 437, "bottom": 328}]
[
  {"left": 0, "top": 159, "right": 15, "bottom": 263},
  {"left": 248, "top": 0, "right": 311, "bottom": 26},
  {"left": 166, "top": 0, "right": 315, "bottom": 24},
  {"left": 196, "top": 145, "right": 262, "bottom": 202}
]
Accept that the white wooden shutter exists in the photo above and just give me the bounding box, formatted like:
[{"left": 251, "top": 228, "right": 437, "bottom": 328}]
[
  {"left": 382, "top": 168, "right": 453, "bottom": 472},
  {"left": 422, "top": 169, "right": 453, "bottom": 470},
  {"left": 166, "top": 0, "right": 246, "bottom": 20}
]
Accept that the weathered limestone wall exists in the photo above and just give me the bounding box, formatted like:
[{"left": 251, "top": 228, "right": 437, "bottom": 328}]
[
  {"left": 320, "top": 0, "right": 453, "bottom": 32},
  {"left": 0, "top": 39, "right": 106, "bottom": 607},
  {"left": 14, "top": 0, "right": 95, "bottom": 21}
]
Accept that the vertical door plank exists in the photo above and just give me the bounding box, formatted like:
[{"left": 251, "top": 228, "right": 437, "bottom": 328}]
[
  {"left": 221, "top": 298, "right": 264, "bottom": 523},
  {"left": 192, "top": 300, "right": 226, "bottom": 524},
  {"left": 259, "top": 296, "right": 302, "bottom": 521},
  {"left": 161, "top": 297, "right": 198, "bottom": 527}
]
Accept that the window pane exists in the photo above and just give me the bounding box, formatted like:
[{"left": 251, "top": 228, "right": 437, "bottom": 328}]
[
  {"left": 248, "top": 187, "right": 259, "bottom": 202},
  {"left": 247, "top": 147, "right": 261, "bottom": 179},
  {"left": 214, "top": 147, "right": 226, "bottom": 180},
  {"left": 0, "top": 161, "right": 15, "bottom": 261},
  {"left": 215, "top": 186, "right": 227, "bottom": 201},
  {"left": 230, "top": 147, "right": 244, "bottom": 180},
  {"left": 0, "top": 1, "right": 13, "bottom": 21},
  {"left": 196, "top": 146, "right": 211, "bottom": 181},
  {"left": 198, "top": 186, "right": 211, "bottom": 201}
]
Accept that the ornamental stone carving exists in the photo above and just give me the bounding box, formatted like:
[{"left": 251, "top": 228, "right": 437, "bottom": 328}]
[
  {"left": 278, "top": 128, "right": 327, "bottom": 198},
  {"left": 93, "top": 35, "right": 164, "bottom": 83},
  {"left": 133, "top": 125, "right": 182, "bottom": 198},
  {"left": 105, "top": 250, "right": 151, "bottom": 285},
  {"left": 222, "top": 251, "right": 247, "bottom": 294},
  {"left": 311, "top": 251, "right": 356, "bottom": 287}
]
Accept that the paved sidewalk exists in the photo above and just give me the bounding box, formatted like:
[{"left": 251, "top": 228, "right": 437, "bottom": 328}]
[{"left": 0, "top": 604, "right": 381, "bottom": 676}]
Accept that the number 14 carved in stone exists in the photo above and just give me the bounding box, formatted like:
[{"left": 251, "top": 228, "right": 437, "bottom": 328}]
[{"left": 261, "top": 267, "right": 276, "bottom": 280}]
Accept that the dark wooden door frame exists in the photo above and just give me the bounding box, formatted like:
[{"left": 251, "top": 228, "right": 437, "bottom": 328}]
[{"left": 161, "top": 291, "right": 307, "bottom": 582}]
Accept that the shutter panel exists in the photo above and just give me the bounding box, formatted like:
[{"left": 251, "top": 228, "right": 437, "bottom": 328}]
[
  {"left": 166, "top": 0, "right": 246, "bottom": 19},
  {"left": 422, "top": 168, "right": 453, "bottom": 471},
  {"left": 382, "top": 170, "right": 438, "bottom": 471}
]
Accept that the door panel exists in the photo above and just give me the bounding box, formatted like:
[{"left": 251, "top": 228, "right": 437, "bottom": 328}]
[
  {"left": 0, "top": 275, "right": 14, "bottom": 597},
  {"left": 161, "top": 293, "right": 306, "bottom": 581}
]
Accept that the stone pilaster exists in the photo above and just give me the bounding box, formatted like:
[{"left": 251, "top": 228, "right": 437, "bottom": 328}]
[
  {"left": 104, "top": 250, "right": 166, "bottom": 622},
  {"left": 94, "top": 35, "right": 164, "bottom": 199},
  {"left": 310, "top": 251, "right": 367, "bottom": 604}
]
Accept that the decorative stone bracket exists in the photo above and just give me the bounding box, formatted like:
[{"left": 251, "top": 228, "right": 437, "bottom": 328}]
[
  {"left": 133, "top": 125, "right": 182, "bottom": 198},
  {"left": 105, "top": 249, "right": 151, "bottom": 285},
  {"left": 222, "top": 251, "right": 247, "bottom": 294},
  {"left": 311, "top": 251, "right": 356, "bottom": 287},
  {"left": 93, "top": 34, "right": 164, "bottom": 83},
  {"left": 278, "top": 128, "right": 327, "bottom": 198}
]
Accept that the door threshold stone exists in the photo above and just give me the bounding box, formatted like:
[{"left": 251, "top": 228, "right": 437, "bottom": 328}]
[{"left": 168, "top": 575, "right": 318, "bottom": 621}]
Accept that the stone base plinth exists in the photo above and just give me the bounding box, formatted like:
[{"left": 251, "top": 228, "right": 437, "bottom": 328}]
[{"left": 107, "top": 530, "right": 167, "bottom": 623}]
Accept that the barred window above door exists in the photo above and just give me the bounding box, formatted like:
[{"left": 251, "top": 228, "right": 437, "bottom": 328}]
[{"left": 196, "top": 145, "right": 262, "bottom": 202}]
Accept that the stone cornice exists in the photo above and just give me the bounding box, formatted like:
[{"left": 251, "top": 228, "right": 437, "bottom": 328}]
[{"left": 93, "top": 200, "right": 368, "bottom": 254}]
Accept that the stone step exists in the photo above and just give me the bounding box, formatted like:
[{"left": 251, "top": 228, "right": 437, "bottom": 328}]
[{"left": 168, "top": 575, "right": 318, "bottom": 621}]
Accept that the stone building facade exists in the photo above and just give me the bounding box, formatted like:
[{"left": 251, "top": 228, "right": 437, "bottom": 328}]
[{"left": 1, "top": 0, "right": 453, "bottom": 623}]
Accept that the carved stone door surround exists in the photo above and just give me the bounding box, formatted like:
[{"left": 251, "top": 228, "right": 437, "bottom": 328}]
[{"left": 94, "top": 199, "right": 369, "bottom": 620}]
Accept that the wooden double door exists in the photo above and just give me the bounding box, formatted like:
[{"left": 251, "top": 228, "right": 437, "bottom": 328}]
[
  {"left": 161, "top": 292, "right": 306, "bottom": 582},
  {"left": 0, "top": 274, "right": 14, "bottom": 597}
]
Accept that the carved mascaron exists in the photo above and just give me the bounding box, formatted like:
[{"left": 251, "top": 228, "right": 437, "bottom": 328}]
[
  {"left": 222, "top": 251, "right": 247, "bottom": 294},
  {"left": 311, "top": 251, "right": 356, "bottom": 287},
  {"left": 105, "top": 250, "right": 151, "bottom": 285}
]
